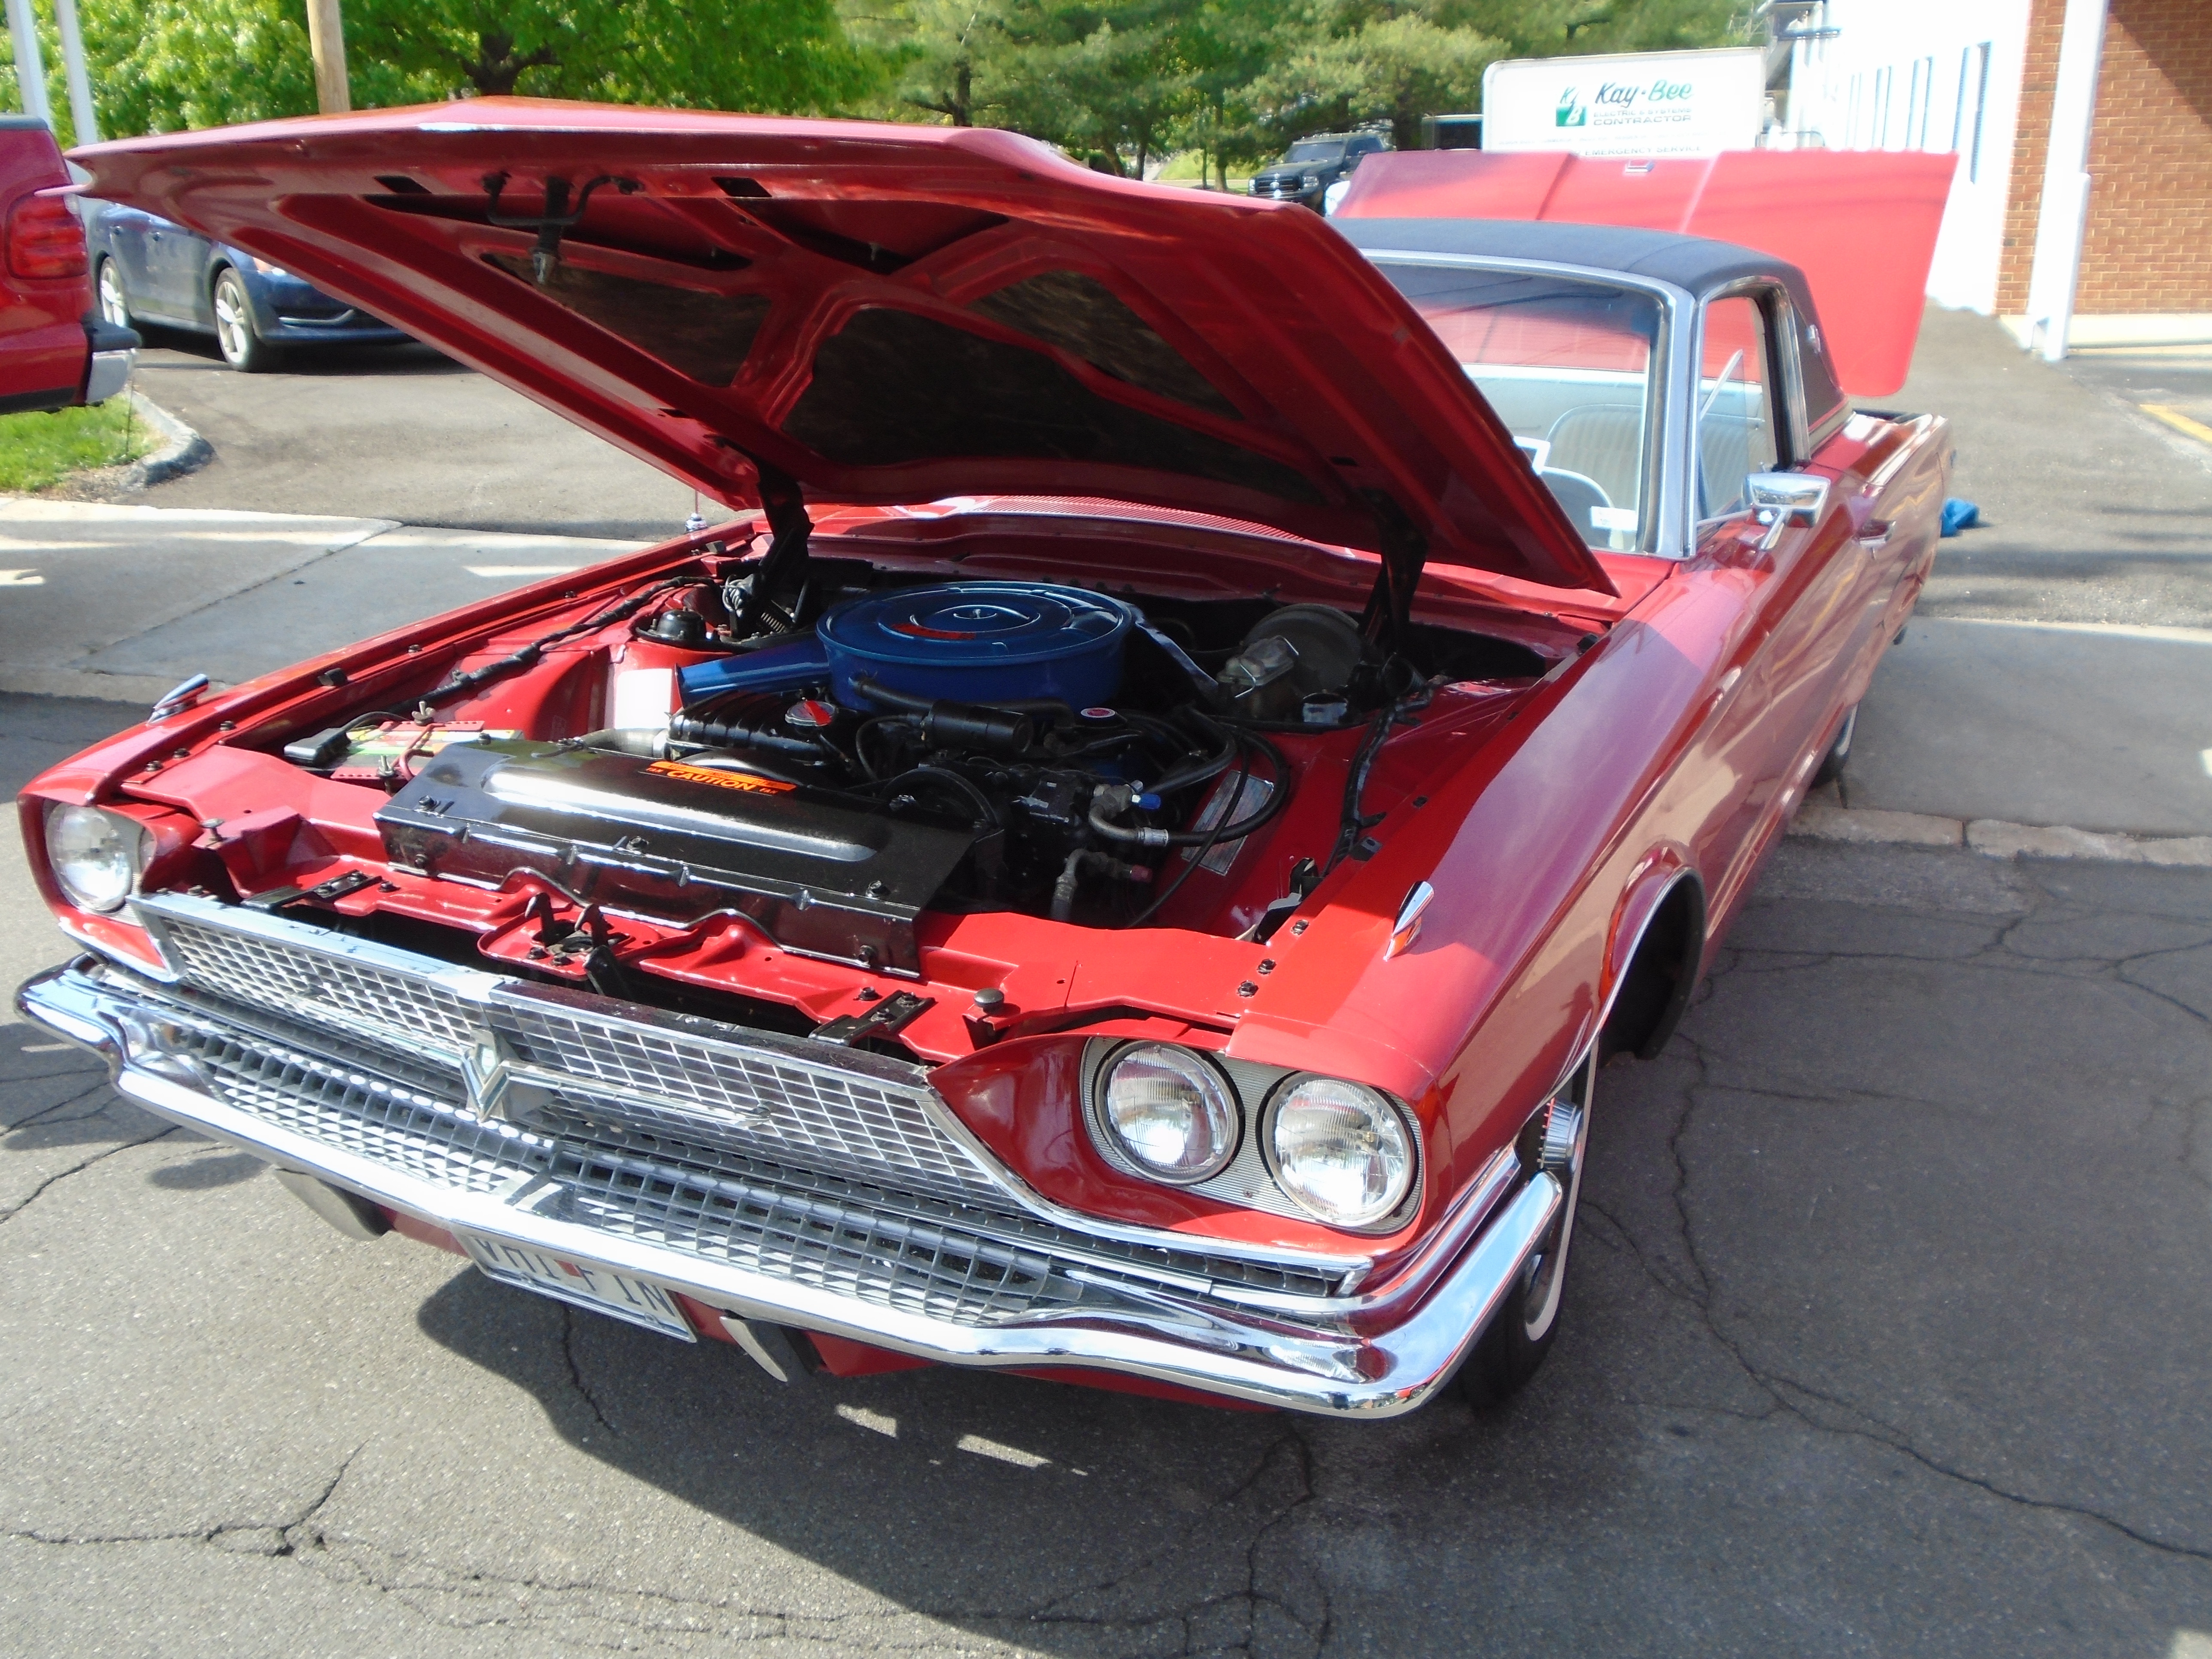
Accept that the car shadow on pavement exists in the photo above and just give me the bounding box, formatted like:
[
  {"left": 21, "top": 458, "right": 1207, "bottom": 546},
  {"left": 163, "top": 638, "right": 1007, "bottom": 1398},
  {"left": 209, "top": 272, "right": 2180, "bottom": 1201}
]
[
  {"left": 400, "top": 844, "right": 2212, "bottom": 1651},
  {"left": 133, "top": 325, "right": 465, "bottom": 377},
  {"left": 409, "top": 1245, "right": 1651, "bottom": 1650}
]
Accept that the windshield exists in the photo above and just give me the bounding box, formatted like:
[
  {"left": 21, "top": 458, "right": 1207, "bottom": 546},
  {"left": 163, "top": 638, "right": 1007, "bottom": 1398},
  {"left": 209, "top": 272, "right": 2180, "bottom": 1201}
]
[
  {"left": 1369, "top": 262, "right": 1662, "bottom": 551},
  {"left": 1283, "top": 140, "right": 1345, "bottom": 163}
]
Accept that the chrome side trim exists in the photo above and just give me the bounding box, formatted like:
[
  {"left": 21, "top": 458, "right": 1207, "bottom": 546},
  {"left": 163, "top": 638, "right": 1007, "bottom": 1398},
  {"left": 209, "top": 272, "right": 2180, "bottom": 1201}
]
[{"left": 18, "top": 959, "right": 1561, "bottom": 1419}]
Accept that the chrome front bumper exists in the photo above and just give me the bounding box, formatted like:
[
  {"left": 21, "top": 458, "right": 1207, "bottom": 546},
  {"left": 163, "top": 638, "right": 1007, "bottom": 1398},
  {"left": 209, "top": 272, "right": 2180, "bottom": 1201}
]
[{"left": 18, "top": 952, "right": 1559, "bottom": 1418}]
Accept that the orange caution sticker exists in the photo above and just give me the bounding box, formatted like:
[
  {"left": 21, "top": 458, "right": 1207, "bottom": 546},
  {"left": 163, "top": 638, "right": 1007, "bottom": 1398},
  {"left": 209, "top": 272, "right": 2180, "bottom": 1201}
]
[{"left": 646, "top": 759, "right": 797, "bottom": 795}]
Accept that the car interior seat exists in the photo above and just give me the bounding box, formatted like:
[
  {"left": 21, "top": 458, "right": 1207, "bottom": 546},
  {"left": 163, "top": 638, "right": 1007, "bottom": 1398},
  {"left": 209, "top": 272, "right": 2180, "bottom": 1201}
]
[{"left": 1543, "top": 405, "right": 1642, "bottom": 514}]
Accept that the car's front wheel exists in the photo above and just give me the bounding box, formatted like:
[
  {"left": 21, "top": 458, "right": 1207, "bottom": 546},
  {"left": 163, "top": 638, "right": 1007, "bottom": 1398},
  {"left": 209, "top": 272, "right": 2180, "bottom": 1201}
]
[
  {"left": 211, "top": 267, "right": 277, "bottom": 373},
  {"left": 1454, "top": 1050, "right": 1593, "bottom": 1404},
  {"left": 95, "top": 256, "right": 133, "bottom": 329}
]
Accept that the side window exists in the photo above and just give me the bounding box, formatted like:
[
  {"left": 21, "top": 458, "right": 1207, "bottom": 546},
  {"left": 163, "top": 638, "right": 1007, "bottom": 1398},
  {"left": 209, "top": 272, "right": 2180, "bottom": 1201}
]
[{"left": 1695, "top": 294, "right": 1780, "bottom": 520}]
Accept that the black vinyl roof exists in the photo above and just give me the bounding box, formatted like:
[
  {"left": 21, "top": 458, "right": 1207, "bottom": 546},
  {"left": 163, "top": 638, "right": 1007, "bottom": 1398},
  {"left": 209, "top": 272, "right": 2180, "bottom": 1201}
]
[{"left": 1334, "top": 216, "right": 1846, "bottom": 428}]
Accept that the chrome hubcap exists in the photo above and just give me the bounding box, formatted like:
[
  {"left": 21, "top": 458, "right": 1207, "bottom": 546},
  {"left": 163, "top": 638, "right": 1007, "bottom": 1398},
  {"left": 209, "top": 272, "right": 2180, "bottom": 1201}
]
[
  {"left": 98, "top": 263, "right": 128, "bottom": 325},
  {"left": 1520, "top": 1075, "right": 1591, "bottom": 1341}
]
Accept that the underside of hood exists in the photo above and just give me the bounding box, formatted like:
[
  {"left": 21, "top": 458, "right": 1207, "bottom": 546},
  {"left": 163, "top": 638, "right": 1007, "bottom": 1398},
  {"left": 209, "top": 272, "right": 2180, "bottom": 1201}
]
[{"left": 71, "top": 99, "right": 1611, "bottom": 596}]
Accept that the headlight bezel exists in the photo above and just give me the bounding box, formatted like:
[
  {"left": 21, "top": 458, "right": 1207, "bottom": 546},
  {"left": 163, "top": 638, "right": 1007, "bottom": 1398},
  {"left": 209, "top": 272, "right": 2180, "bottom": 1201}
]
[
  {"left": 1086, "top": 1040, "right": 1243, "bottom": 1186},
  {"left": 1079, "top": 1039, "right": 1423, "bottom": 1233},
  {"left": 1260, "top": 1073, "right": 1420, "bottom": 1231},
  {"left": 43, "top": 802, "right": 151, "bottom": 914}
]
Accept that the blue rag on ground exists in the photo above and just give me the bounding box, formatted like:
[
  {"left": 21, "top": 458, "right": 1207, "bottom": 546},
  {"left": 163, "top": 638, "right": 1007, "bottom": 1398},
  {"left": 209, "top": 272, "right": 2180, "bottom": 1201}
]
[{"left": 1940, "top": 498, "right": 1980, "bottom": 536}]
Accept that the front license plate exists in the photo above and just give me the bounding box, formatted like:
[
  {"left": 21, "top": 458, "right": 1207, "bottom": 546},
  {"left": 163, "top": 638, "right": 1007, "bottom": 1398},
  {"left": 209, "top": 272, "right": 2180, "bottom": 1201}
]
[{"left": 457, "top": 1230, "right": 698, "bottom": 1342}]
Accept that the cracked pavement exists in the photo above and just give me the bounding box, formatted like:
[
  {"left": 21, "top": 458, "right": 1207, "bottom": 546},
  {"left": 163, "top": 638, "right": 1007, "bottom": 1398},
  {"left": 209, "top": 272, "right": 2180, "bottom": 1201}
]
[{"left": 4, "top": 678, "right": 2209, "bottom": 1655}]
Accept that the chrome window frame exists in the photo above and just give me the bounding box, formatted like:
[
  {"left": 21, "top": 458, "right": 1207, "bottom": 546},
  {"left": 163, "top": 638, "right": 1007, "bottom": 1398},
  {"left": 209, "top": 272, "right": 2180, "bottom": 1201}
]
[
  {"left": 1355, "top": 249, "right": 1695, "bottom": 559},
  {"left": 1688, "top": 277, "right": 1791, "bottom": 546}
]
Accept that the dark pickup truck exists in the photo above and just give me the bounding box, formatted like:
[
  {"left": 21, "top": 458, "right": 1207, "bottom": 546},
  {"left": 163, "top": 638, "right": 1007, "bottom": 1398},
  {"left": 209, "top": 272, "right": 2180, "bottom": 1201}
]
[{"left": 0, "top": 114, "right": 137, "bottom": 413}]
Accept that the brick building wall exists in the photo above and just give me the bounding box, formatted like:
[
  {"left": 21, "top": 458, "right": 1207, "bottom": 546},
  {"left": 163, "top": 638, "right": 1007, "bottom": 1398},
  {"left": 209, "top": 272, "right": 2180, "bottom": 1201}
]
[
  {"left": 2075, "top": 0, "right": 2212, "bottom": 311},
  {"left": 1994, "top": 0, "right": 2062, "bottom": 313},
  {"left": 1996, "top": 0, "right": 2212, "bottom": 315}
]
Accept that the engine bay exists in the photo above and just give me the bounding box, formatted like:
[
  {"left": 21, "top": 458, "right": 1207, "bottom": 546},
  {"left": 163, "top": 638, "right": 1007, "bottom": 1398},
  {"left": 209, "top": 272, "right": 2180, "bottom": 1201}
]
[{"left": 267, "top": 528, "right": 1559, "bottom": 977}]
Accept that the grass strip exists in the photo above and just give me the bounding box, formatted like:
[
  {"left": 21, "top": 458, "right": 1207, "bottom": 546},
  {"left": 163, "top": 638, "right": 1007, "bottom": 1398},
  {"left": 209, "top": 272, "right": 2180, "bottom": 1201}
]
[{"left": 0, "top": 396, "right": 159, "bottom": 492}]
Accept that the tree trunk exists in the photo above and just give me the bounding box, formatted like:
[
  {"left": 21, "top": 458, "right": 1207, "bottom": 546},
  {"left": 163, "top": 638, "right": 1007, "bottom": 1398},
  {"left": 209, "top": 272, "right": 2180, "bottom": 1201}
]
[
  {"left": 466, "top": 30, "right": 557, "bottom": 97},
  {"left": 952, "top": 60, "right": 971, "bottom": 127}
]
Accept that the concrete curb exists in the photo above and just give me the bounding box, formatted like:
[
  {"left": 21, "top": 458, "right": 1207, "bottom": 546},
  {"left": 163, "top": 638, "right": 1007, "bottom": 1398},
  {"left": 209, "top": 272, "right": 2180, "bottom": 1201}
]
[
  {"left": 123, "top": 391, "right": 212, "bottom": 488},
  {"left": 1791, "top": 798, "right": 2212, "bottom": 867}
]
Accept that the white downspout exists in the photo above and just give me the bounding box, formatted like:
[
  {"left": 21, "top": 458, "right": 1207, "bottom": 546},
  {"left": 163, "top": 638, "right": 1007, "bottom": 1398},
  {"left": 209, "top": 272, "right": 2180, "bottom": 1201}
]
[
  {"left": 52, "top": 0, "right": 96, "bottom": 144},
  {"left": 2023, "top": 0, "right": 2110, "bottom": 362},
  {"left": 4, "top": 0, "right": 52, "bottom": 126}
]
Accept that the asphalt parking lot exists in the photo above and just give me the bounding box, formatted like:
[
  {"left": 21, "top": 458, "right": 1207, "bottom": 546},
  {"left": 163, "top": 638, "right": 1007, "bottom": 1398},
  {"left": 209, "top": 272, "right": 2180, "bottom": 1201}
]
[
  {"left": 93, "top": 329, "right": 708, "bottom": 541},
  {"left": 5, "top": 783, "right": 2208, "bottom": 1656},
  {"left": 3, "top": 307, "right": 2209, "bottom": 1654}
]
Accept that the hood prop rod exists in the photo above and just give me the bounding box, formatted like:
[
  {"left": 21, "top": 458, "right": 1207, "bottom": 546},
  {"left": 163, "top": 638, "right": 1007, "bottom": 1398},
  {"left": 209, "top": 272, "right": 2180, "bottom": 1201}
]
[
  {"left": 731, "top": 461, "right": 817, "bottom": 637},
  {"left": 1356, "top": 490, "right": 1426, "bottom": 664},
  {"left": 481, "top": 171, "right": 639, "bottom": 284}
]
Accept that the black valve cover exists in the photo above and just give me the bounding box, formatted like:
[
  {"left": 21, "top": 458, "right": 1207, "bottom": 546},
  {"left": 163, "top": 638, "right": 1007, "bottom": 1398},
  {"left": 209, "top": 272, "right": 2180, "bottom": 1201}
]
[{"left": 376, "top": 741, "right": 974, "bottom": 975}]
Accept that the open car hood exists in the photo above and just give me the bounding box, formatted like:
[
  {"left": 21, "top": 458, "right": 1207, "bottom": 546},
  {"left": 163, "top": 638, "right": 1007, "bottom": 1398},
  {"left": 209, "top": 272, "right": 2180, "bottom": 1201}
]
[{"left": 72, "top": 100, "right": 1611, "bottom": 596}]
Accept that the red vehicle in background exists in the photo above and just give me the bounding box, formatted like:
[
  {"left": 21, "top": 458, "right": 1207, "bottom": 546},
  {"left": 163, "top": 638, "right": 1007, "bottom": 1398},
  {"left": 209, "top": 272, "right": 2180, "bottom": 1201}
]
[
  {"left": 0, "top": 114, "right": 137, "bottom": 413},
  {"left": 17, "top": 103, "right": 1951, "bottom": 1419}
]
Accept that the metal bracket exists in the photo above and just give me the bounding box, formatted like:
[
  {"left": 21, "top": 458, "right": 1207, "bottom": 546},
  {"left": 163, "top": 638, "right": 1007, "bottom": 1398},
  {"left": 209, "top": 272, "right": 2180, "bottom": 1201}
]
[
  {"left": 482, "top": 171, "right": 640, "bottom": 284},
  {"left": 811, "top": 990, "right": 933, "bottom": 1046}
]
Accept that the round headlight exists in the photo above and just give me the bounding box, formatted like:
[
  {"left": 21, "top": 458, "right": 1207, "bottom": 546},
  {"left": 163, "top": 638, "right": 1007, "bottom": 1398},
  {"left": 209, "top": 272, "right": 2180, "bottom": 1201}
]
[
  {"left": 1267, "top": 1076, "right": 1414, "bottom": 1228},
  {"left": 1095, "top": 1043, "right": 1240, "bottom": 1183},
  {"left": 46, "top": 804, "right": 147, "bottom": 913}
]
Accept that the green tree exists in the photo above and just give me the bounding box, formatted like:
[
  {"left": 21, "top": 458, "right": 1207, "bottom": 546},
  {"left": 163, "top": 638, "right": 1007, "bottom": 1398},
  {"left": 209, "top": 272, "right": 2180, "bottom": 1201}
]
[
  {"left": 845, "top": 0, "right": 1014, "bottom": 128},
  {"left": 1243, "top": 2, "right": 1503, "bottom": 154},
  {"left": 2, "top": 0, "right": 326, "bottom": 144},
  {"left": 6, "top": 0, "right": 888, "bottom": 143},
  {"left": 345, "top": 0, "right": 884, "bottom": 109}
]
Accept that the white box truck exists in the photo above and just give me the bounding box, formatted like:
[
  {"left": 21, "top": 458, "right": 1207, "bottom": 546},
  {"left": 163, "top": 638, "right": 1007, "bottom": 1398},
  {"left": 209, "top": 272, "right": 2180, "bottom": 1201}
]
[{"left": 1482, "top": 48, "right": 1766, "bottom": 158}]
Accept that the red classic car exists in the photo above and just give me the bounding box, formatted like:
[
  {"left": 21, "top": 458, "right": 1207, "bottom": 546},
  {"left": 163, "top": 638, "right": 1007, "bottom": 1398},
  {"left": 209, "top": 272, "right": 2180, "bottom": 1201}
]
[{"left": 16, "top": 102, "right": 1948, "bottom": 1417}]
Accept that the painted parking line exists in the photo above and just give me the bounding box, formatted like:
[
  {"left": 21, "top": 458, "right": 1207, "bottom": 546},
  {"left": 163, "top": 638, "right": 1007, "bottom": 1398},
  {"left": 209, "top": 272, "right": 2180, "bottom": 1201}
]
[{"left": 2140, "top": 402, "right": 2212, "bottom": 446}]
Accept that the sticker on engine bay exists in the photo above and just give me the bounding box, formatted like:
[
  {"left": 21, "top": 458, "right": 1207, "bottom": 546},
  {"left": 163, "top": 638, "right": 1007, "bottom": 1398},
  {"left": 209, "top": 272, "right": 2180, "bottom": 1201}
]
[{"left": 646, "top": 759, "right": 798, "bottom": 795}]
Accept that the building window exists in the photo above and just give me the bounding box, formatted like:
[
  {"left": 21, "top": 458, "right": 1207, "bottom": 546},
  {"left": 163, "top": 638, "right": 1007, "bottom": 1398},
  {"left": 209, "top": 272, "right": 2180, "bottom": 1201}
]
[{"left": 1954, "top": 41, "right": 1992, "bottom": 181}]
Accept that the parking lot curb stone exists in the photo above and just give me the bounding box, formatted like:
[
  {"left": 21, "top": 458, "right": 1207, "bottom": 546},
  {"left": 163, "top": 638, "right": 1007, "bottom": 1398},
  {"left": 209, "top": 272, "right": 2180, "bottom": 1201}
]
[
  {"left": 1791, "top": 797, "right": 2212, "bottom": 866},
  {"left": 125, "top": 390, "right": 212, "bottom": 488}
]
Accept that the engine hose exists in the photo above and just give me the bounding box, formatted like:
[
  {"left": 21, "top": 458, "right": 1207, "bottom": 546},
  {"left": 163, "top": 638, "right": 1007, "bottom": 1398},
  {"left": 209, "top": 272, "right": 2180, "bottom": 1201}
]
[
  {"left": 667, "top": 704, "right": 829, "bottom": 758},
  {"left": 1123, "top": 730, "right": 1287, "bottom": 929},
  {"left": 1144, "top": 714, "right": 1240, "bottom": 796},
  {"left": 1089, "top": 727, "right": 1290, "bottom": 850},
  {"left": 1051, "top": 848, "right": 1150, "bottom": 923},
  {"left": 881, "top": 764, "right": 1003, "bottom": 829},
  {"left": 416, "top": 577, "right": 690, "bottom": 710},
  {"left": 848, "top": 674, "right": 1074, "bottom": 727}
]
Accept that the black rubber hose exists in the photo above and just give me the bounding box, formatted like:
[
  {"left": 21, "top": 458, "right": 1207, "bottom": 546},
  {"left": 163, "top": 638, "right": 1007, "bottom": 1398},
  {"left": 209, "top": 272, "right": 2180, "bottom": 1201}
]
[{"left": 416, "top": 577, "right": 692, "bottom": 710}]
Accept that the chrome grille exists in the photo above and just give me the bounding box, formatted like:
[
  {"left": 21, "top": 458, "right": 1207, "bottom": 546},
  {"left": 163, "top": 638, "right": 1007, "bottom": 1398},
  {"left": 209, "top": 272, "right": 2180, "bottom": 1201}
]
[
  {"left": 166, "top": 1017, "right": 541, "bottom": 1196},
  {"left": 134, "top": 893, "right": 1009, "bottom": 1209},
  {"left": 121, "top": 895, "right": 1345, "bottom": 1313},
  {"left": 143, "top": 905, "right": 487, "bottom": 1057},
  {"left": 553, "top": 1150, "right": 1086, "bottom": 1325},
  {"left": 495, "top": 997, "right": 994, "bottom": 1207},
  {"left": 142, "top": 988, "right": 1321, "bottom": 1325}
]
